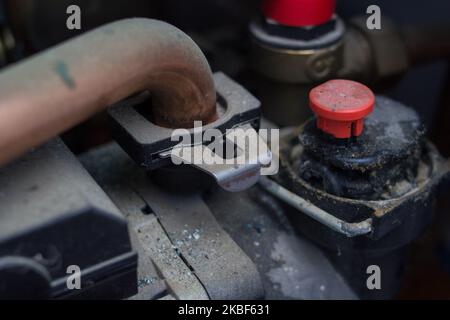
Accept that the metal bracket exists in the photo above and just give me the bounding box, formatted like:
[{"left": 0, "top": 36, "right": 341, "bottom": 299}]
[
  {"left": 108, "top": 72, "right": 271, "bottom": 192},
  {"left": 161, "top": 124, "right": 272, "bottom": 192},
  {"left": 108, "top": 72, "right": 261, "bottom": 170}
]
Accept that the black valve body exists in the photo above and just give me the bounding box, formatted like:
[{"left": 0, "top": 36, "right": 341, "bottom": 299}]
[{"left": 297, "top": 96, "right": 426, "bottom": 200}]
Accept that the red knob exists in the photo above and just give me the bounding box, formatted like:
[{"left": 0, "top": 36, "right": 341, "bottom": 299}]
[
  {"left": 262, "top": 0, "right": 336, "bottom": 27},
  {"left": 309, "top": 80, "right": 375, "bottom": 139}
]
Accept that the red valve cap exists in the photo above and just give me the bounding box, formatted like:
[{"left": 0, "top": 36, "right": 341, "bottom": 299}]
[
  {"left": 263, "top": 0, "right": 336, "bottom": 27},
  {"left": 309, "top": 79, "right": 375, "bottom": 139}
]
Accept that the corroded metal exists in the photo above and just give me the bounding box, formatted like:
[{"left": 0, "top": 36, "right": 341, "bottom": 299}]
[{"left": 0, "top": 18, "right": 217, "bottom": 166}]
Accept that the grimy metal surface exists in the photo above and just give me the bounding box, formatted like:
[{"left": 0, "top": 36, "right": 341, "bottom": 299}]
[
  {"left": 80, "top": 145, "right": 210, "bottom": 300},
  {"left": 80, "top": 142, "right": 356, "bottom": 300},
  {"left": 0, "top": 18, "right": 217, "bottom": 167},
  {"left": 80, "top": 143, "right": 264, "bottom": 300},
  {"left": 133, "top": 181, "right": 264, "bottom": 299},
  {"left": 107, "top": 182, "right": 209, "bottom": 300}
]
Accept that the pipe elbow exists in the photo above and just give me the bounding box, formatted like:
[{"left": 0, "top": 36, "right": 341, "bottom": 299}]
[
  {"left": 0, "top": 18, "right": 217, "bottom": 166},
  {"left": 96, "top": 18, "right": 218, "bottom": 127}
]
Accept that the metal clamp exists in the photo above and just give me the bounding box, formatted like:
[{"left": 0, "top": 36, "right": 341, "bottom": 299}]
[
  {"left": 161, "top": 124, "right": 272, "bottom": 192},
  {"left": 108, "top": 72, "right": 271, "bottom": 192},
  {"left": 258, "top": 176, "right": 372, "bottom": 237}
]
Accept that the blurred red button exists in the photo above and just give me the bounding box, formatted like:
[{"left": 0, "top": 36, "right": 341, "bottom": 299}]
[{"left": 262, "top": 0, "right": 335, "bottom": 27}]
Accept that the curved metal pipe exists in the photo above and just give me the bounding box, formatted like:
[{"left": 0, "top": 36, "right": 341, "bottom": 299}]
[{"left": 0, "top": 18, "right": 217, "bottom": 166}]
